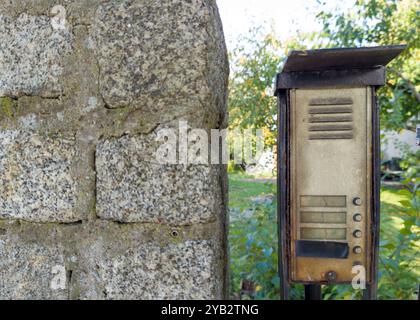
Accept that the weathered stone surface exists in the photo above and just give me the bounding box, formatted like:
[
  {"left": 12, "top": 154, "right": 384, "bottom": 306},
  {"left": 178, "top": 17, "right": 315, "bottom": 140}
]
[
  {"left": 96, "top": 134, "right": 221, "bottom": 225},
  {"left": 0, "top": 226, "right": 68, "bottom": 300},
  {"left": 0, "top": 13, "right": 72, "bottom": 97},
  {"left": 0, "top": 220, "right": 223, "bottom": 299},
  {"left": 92, "top": 0, "right": 228, "bottom": 126},
  {"left": 0, "top": 0, "right": 228, "bottom": 300},
  {"left": 0, "top": 130, "right": 80, "bottom": 222},
  {"left": 87, "top": 240, "right": 219, "bottom": 300}
]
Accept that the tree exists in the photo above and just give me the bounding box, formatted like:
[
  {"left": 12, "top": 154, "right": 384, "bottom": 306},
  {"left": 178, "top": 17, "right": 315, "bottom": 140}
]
[
  {"left": 228, "top": 29, "right": 279, "bottom": 148},
  {"left": 228, "top": 27, "right": 310, "bottom": 148},
  {"left": 229, "top": 1, "right": 419, "bottom": 141}
]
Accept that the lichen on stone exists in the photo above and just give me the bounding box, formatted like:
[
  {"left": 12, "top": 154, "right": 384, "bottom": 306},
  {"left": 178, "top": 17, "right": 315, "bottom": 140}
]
[{"left": 0, "top": 97, "right": 18, "bottom": 119}]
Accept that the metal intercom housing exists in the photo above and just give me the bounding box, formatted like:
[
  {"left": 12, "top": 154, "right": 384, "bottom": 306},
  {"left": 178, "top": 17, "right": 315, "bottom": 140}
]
[{"left": 275, "top": 46, "right": 406, "bottom": 299}]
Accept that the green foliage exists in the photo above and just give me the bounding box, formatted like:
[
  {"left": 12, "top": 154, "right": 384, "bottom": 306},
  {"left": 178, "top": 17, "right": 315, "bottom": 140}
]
[
  {"left": 377, "top": 150, "right": 420, "bottom": 299},
  {"left": 322, "top": 284, "right": 362, "bottom": 300},
  {"left": 230, "top": 201, "right": 279, "bottom": 299},
  {"left": 227, "top": 160, "right": 237, "bottom": 173},
  {"left": 229, "top": 29, "right": 279, "bottom": 124},
  {"left": 228, "top": 28, "right": 309, "bottom": 147}
]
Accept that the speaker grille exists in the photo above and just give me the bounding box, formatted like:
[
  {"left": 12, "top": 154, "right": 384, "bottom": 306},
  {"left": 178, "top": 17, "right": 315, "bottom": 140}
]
[{"left": 308, "top": 97, "right": 354, "bottom": 140}]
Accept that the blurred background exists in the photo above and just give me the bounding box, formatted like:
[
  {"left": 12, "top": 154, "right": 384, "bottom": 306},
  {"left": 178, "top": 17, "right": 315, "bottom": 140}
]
[{"left": 216, "top": 0, "right": 419, "bottom": 299}]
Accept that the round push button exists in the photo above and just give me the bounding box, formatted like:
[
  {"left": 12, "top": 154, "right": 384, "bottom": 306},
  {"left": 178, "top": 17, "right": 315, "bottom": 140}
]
[
  {"left": 353, "top": 230, "right": 362, "bottom": 238},
  {"left": 353, "top": 214, "right": 362, "bottom": 222},
  {"left": 353, "top": 197, "right": 362, "bottom": 206},
  {"left": 353, "top": 246, "right": 362, "bottom": 254}
]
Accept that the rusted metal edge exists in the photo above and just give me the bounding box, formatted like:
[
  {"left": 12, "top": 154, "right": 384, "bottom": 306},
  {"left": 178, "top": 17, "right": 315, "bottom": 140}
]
[
  {"left": 282, "top": 45, "right": 407, "bottom": 72},
  {"left": 277, "top": 89, "right": 291, "bottom": 300},
  {"left": 275, "top": 68, "right": 386, "bottom": 94},
  {"left": 363, "top": 87, "right": 381, "bottom": 300}
]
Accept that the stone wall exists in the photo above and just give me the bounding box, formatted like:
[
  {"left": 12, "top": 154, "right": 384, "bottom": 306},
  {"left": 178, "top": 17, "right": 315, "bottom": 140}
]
[{"left": 0, "top": 0, "right": 228, "bottom": 300}]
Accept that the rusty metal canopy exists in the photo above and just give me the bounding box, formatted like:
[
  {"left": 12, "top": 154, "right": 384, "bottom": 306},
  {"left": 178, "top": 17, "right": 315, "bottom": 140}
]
[
  {"left": 282, "top": 45, "right": 407, "bottom": 72},
  {"left": 275, "top": 45, "right": 407, "bottom": 93}
]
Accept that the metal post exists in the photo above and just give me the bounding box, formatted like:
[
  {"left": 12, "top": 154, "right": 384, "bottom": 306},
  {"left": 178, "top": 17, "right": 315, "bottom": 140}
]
[
  {"left": 304, "top": 285, "right": 322, "bottom": 300},
  {"left": 363, "top": 87, "right": 381, "bottom": 300},
  {"left": 277, "top": 89, "right": 290, "bottom": 300}
]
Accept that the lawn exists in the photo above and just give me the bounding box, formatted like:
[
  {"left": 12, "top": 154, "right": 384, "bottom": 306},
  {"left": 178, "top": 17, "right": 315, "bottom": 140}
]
[{"left": 229, "top": 172, "right": 275, "bottom": 210}]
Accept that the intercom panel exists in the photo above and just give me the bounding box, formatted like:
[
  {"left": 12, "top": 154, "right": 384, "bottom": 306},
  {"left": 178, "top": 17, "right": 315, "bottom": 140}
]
[{"left": 290, "top": 87, "right": 372, "bottom": 283}]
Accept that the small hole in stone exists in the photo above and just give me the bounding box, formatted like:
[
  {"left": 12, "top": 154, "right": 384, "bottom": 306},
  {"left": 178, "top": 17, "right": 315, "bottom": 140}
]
[
  {"left": 170, "top": 230, "right": 179, "bottom": 238},
  {"left": 0, "top": 229, "right": 6, "bottom": 235}
]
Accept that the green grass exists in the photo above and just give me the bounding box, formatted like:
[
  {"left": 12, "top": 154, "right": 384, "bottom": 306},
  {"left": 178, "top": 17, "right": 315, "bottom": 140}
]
[{"left": 229, "top": 172, "right": 275, "bottom": 210}]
